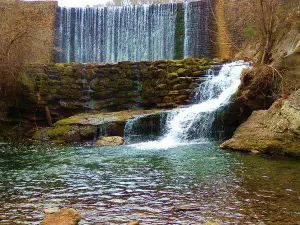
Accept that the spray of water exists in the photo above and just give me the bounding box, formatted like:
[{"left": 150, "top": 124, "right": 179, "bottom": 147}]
[{"left": 130, "top": 61, "right": 249, "bottom": 150}]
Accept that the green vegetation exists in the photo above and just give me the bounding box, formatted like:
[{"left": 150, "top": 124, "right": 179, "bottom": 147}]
[
  {"left": 174, "top": 6, "right": 185, "bottom": 60},
  {"left": 242, "top": 24, "right": 257, "bottom": 38}
]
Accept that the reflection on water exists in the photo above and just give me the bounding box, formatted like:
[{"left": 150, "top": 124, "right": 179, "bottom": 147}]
[{"left": 0, "top": 143, "right": 300, "bottom": 224}]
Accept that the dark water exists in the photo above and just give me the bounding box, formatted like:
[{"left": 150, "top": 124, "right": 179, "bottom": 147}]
[{"left": 0, "top": 143, "right": 300, "bottom": 224}]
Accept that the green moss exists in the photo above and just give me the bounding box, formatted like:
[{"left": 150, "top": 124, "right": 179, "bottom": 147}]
[
  {"left": 48, "top": 126, "right": 72, "bottom": 138},
  {"left": 20, "top": 74, "right": 36, "bottom": 92},
  {"left": 176, "top": 68, "right": 186, "bottom": 74},
  {"left": 167, "top": 72, "right": 179, "bottom": 80},
  {"left": 53, "top": 63, "right": 65, "bottom": 72},
  {"left": 174, "top": 5, "right": 185, "bottom": 59},
  {"left": 242, "top": 24, "right": 257, "bottom": 38},
  {"left": 86, "top": 69, "right": 95, "bottom": 80},
  {"left": 55, "top": 115, "right": 85, "bottom": 126},
  {"left": 74, "top": 69, "right": 82, "bottom": 79},
  {"left": 157, "top": 84, "right": 168, "bottom": 89},
  {"left": 199, "top": 66, "right": 211, "bottom": 71},
  {"left": 63, "top": 66, "right": 73, "bottom": 76}
]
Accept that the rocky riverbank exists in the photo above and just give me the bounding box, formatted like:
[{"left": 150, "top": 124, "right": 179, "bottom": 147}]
[
  {"left": 0, "top": 58, "right": 226, "bottom": 142},
  {"left": 221, "top": 89, "right": 300, "bottom": 156}
]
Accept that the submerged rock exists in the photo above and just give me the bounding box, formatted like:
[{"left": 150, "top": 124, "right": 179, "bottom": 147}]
[
  {"left": 42, "top": 208, "right": 81, "bottom": 225},
  {"left": 127, "top": 221, "right": 140, "bottom": 225},
  {"left": 96, "top": 136, "right": 125, "bottom": 146},
  {"left": 221, "top": 89, "right": 300, "bottom": 156}
]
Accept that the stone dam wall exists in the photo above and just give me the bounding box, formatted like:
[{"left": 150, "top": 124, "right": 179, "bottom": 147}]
[{"left": 18, "top": 58, "right": 222, "bottom": 123}]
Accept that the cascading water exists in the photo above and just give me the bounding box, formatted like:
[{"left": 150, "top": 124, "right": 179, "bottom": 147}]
[
  {"left": 56, "top": 4, "right": 177, "bottom": 63},
  {"left": 128, "top": 61, "right": 249, "bottom": 149},
  {"left": 184, "top": 0, "right": 212, "bottom": 58},
  {"left": 55, "top": 1, "right": 213, "bottom": 63}
]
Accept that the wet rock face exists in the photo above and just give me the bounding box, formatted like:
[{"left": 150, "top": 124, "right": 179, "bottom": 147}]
[
  {"left": 42, "top": 208, "right": 81, "bottom": 225},
  {"left": 221, "top": 89, "right": 300, "bottom": 156}
]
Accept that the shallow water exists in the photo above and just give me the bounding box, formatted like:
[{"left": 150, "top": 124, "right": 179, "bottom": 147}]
[{"left": 0, "top": 143, "right": 300, "bottom": 224}]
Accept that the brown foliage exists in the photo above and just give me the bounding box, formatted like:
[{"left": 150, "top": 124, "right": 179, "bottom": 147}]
[
  {"left": 0, "top": 0, "right": 55, "bottom": 105},
  {"left": 224, "top": 0, "right": 299, "bottom": 64}
]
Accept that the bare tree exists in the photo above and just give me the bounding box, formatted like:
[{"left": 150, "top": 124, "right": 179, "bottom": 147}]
[
  {"left": 224, "top": 0, "right": 299, "bottom": 64},
  {"left": 0, "top": 0, "right": 55, "bottom": 104}
]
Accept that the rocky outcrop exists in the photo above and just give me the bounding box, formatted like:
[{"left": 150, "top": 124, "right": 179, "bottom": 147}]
[
  {"left": 221, "top": 89, "right": 300, "bottom": 156},
  {"left": 42, "top": 208, "right": 81, "bottom": 225},
  {"left": 96, "top": 136, "right": 125, "bottom": 146},
  {"left": 32, "top": 109, "right": 162, "bottom": 143}
]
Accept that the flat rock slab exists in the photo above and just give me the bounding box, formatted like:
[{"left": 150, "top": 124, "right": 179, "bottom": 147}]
[{"left": 54, "top": 109, "right": 162, "bottom": 126}]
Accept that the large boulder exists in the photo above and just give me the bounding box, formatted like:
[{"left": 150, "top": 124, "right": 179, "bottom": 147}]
[
  {"left": 221, "top": 89, "right": 300, "bottom": 156},
  {"left": 96, "top": 136, "right": 125, "bottom": 146},
  {"left": 42, "top": 208, "right": 81, "bottom": 225}
]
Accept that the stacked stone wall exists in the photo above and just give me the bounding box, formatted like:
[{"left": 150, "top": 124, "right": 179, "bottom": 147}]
[{"left": 22, "top": 58, "right": 220, "bottom": 121}]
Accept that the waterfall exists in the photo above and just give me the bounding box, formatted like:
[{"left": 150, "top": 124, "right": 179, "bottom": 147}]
[
  {"left": 56, "top": 4, "right": 177, "bottom": 63},
  {"left": 184, "top": 0, "right": 212, "bottom": 58},
  {"left": 129, "top": 61, "right": 249, "bottom": 149},
  {"left": 55, "top": 1, "right": 214, "bottom": 63},
  {"left": 124, "top": 112, "right": 168, "bottom": 143}
]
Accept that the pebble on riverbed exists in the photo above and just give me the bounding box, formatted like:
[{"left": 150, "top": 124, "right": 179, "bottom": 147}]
[
  {"left": 42, "top": 208, "right": 81, "bottom": 225},
  {"left": 127, "top": 221, "right": 140, "bottom": 225}
]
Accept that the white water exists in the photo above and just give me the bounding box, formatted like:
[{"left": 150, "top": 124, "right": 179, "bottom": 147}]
[
  {"left": 131, "top": 61, "right": 249, "bottom": 150},
  {"left": 56, "top": 4, "right": 177, "bottom": 63},
  {"left": 55, "top": 1, "right": 213, "bottom": 63}
]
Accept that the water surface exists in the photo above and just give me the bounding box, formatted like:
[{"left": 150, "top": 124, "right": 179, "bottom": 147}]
[{"left": 0, "top": 143, "right": 300, "bottom": 224}]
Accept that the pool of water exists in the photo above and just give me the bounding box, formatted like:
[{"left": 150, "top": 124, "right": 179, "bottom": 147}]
[{"left": 0, "top": 142, "right": 300, "bottom": 224}]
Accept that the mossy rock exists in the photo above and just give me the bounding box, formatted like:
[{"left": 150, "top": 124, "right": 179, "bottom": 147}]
[
  {"left": 158, "top": 70, "right": 168, "bottom": 80},
  {"left": 97, "top": 68, "right": 111, "bottom": 74},
  {"left": 33, "top": 125, "right": 72, "bottom": 141},
  {"left": 177, "top": 68, "right": 193, "bottom": 77},
  {"left": 59, "top": 89, "right": 83, "bottom": 99},
  {"left": 163, "top": 96, "right": 174, "bottom": 103},
  {"left": 116, "top": 91, "right": 136, "bottom": 97},
  {"left": 167, "top": 73, "right": 179, "bottom": 80},
  {"left": 156, "top": 102, "right": 177, "bottom": 108},
  {"left": 61, "top": 77, "right": 76, "bottom": 85},
  {"left": 199, "top": 65, "right": 211, "bottom": 71},
  {"left": 178, "top": 89, "right": 192, "bottom": 95},
  {"left": 86, "top": 69, "right": 96, "bottom": 80},
  {"left": 74, "top": 69, "right": 83, "bottom": 79},
  {"left": 175, "top": 95, "right": 189, "bottom": 103},
  {"left": 63, "top": 66, "right": 74, "bottom": 76},
  {"left": 168, "top": 77, "right": 181, "bottom": 85},
  {"left": 47, "top": 125, "right": 72, "bottom": 138},
  {"left": 169, "top": 90, "right": 179, "bottom": 95},
  {"left": 92, "top": 90, "right": 114, "bottom": 99},
  {"left": 192, "top": 71, "right": 205, "bottom": 77},
  {"left": 173, "top": 83, "right": 190, "bottom": 90},
  {"left": 112, "top": 79, "right": 134, "bottom": 90},
  {"left": 158, "top": 90, "right": 169, "bottom": 97},
  {"left": 53, "top": 63, "right": 65, "bottom": 72},
  {"left": 157, "top": 84, "right": 168, "bottom": 90}
]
